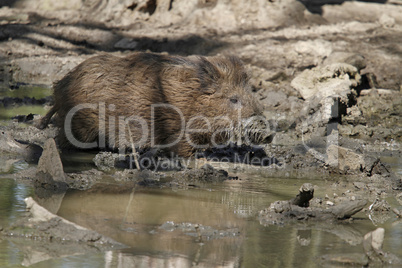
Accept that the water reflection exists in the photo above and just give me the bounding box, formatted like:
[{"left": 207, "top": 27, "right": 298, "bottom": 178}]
[
  {"left": 0, "top": 158, "right": 29, "bottom": 174},
  {"left": 0, "top": 178, "right": 32, "bottom": 225},
  {"left": 104, "top": 250, "right": 239, "bottom": 267},
  {"left": 0, "top": 178, "right": 33, "bottom": 267},
  {"left": 0, "top": 171, "right": 401, "bottom": 267},
  {"left": 56, "top": 184, "right": 245, "bottom": 265}
]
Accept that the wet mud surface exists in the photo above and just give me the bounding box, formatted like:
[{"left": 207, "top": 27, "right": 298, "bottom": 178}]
[{"left": 1, "top": 0, "right": 402, "bottom": 267}]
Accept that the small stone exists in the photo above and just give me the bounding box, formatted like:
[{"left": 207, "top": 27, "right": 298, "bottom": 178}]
[
  {"left": 353, "top": 182, "right": 366, "bottom": 190},
  {"left": 379, "top": 14, "right": 395, "bottom": 28},
  {"left": 36, "top": 138, "right": 66, "bottom": 182},
  {"left": 370, "top": 228, "right": 384, "bottom": 251},
  {"left": 344, "top": 54, "right": 366, "bottom": 71},
  {"left": 114, "top": 38, "right": 138, "bottom": 50},
  {"left": 326, "top": 201, "right": 334, "bottom": 206}
]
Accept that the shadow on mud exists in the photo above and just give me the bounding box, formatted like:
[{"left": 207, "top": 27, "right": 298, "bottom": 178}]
[
  {"left": 298, "top": 0, "right": 388, "bottom": 14},
  {"left": 0, "top": 18, "right": 225, "bottom": 56}
]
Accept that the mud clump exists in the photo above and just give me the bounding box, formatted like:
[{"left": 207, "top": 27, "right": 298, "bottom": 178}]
[
  {"left": 325, "top": 144, "right": 391, "bottom": 176},
  {"left": 172, "top": 164, "right": 229, "bottom": 185},
  {"left": 259, "top": 183, "right": 367, "bottom": 225}
]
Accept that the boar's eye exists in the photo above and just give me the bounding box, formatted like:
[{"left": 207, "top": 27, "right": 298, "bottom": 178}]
[{"left": 229, "top": 96, "right": 239, "bottom": 104}]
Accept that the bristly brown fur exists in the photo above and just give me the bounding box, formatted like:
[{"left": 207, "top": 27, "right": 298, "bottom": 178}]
[{"left": 38, "top": 52, "right": 262, "bottom": 157}]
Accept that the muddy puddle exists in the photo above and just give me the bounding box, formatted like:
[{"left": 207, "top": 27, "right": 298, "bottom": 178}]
[
  {"left": 1, "top": 156, "right": 402, "bottom": 267},
  {"left": 0, "top": 86, "right": 50, "bottom": 121}
]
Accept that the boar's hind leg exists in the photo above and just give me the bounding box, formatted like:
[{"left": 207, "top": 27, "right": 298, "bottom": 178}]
[{"left": 36, "top": 105, "right": 58, "bottom": 129}]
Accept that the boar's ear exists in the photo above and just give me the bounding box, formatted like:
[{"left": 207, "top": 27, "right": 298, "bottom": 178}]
[{"left": 197, "top": 57, "right": 220, "bottom": 95}]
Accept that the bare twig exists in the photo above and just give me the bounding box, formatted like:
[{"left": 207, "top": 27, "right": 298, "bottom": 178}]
[{"left": 126, "top": 121, "right": 141, "bottom": 170}]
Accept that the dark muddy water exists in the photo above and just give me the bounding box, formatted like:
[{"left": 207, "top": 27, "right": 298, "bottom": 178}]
[{"left": 1, "top": 160, "right": 402, "bottom": 267}]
